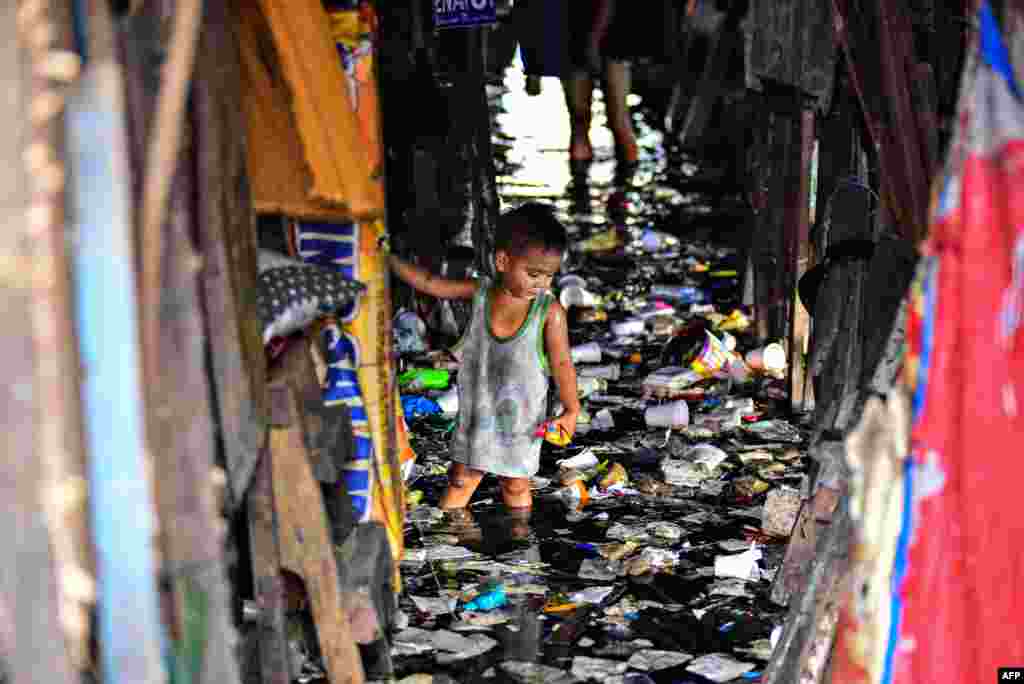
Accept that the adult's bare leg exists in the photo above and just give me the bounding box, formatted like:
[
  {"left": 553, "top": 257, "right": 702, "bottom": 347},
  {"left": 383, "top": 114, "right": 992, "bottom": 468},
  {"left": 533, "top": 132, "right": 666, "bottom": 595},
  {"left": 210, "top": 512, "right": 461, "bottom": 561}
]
[
  {"left": 562, "top": 72, "right": 595, "bottom": 162},
  {"left": 603, "top": 60, "right": 638, "bottom": 163}
]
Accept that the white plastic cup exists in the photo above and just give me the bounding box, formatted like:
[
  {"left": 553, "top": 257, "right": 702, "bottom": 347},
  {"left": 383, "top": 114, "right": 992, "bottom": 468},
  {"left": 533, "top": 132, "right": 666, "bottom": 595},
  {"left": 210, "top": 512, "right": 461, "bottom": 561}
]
[
  {"left": 558, "top": 274, "right": 587, "bottom": 290},
  {"left": 592, "top": 408, "right": 616, "bottom": 430},
  {"left": 571, "top": 341, "right": 603, "bottom": 364},
  {"left": 644, "top": 400, "right": 690, "bottom": 428},
  {"left": 727, "top": 356, "right": 752, "bottom": 383},
  {"left": 577, "top": 376, "right": 607, "bottom": 398},
  {"left": 745, "top": 342, "right": 787, "bottom": 373},
  {"left": 578, "top": 363, "right": 620, "bottom": 381},
  {"left": 436, "top": 386, "right": 459, "bottom": 415},
  {"left": 560, "top": 285, "right": 601, "bottom": 309},
  {"left": 611, "top": 318, "right": 646, "bottom": 337}
]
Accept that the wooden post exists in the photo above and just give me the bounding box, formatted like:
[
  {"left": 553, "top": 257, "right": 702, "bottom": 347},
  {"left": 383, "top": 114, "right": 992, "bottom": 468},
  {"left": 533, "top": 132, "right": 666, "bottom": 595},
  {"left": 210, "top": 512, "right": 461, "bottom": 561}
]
[
  {"left": 247, "top": 450, "right": 290, "bottom": 684},
  {"left": 119, "top": 5, "right": 242, "bottom": 683},
  {"left": 787, "top": 107, "right": 816, "bottom": 412},
  {"left": 0, "top": 2, "right": 83, "bottom": 681},
  {"left": 17, "top": 0, "right": 96, "bottom": 674},
  {"left": 266, "top": 380, "right": 365, "bottom": 684},
  {"left": 193, "top": 0, "right": 267, "bottom": 510}
]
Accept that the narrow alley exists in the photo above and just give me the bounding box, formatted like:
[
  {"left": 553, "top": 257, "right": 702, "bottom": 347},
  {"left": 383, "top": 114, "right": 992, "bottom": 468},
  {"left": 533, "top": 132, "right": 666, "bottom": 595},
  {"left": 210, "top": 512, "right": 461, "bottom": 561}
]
[
  {"left": 5, "top": 3, "right": 1024, "bottom": 684},
  {"left": 388, "top": 55, "right": 805, "bottom": 684}
]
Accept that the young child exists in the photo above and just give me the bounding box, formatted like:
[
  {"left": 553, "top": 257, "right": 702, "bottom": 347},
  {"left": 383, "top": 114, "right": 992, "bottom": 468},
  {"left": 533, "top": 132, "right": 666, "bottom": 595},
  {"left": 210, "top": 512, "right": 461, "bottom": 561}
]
[{"left": 389, "top": 203, "right": 581, "bottom": 512}]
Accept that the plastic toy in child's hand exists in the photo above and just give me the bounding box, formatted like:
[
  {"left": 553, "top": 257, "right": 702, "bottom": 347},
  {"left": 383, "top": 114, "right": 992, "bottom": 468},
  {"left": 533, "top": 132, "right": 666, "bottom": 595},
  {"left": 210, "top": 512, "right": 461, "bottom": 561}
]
[{"left": 535, "top": 421, "right": 572, "bottom": 447}]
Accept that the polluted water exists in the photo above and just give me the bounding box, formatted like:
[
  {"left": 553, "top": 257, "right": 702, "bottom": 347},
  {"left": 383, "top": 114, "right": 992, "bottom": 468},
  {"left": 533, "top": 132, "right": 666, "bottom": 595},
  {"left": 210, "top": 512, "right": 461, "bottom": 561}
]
[{"left": 381, "top": 57, "right": 810, "bottom": 684}]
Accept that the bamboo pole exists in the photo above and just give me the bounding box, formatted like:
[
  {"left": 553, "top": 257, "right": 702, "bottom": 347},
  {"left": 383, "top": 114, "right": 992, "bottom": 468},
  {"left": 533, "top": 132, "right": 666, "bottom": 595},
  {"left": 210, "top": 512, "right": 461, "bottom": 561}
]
[
  {"left": 67, "top": 0, "right": 167, "bottom": 681},
  {"left": 17, "top": 0, "right": 96, "bottom": 673}
]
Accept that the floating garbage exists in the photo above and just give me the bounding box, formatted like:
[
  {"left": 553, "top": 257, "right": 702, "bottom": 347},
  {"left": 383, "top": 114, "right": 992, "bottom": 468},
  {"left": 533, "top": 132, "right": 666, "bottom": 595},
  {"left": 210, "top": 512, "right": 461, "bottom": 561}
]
[
  {"left": 571, "top": 341, "right": 602, "bottom": 363},
  {"left": 685, "top": 653, "right": 757, "bottom": 682},
  {"left": 714, "top": 543, "right": 763, "bottom": 581},
  {"left": 399, "top": 368, "right": 451, "bottom": 392},
  {"left": 762, "top": 485, "right": 802, "bottom": 537},
  {"left": 571, "top": 656, "right": 629, "bottom": 681},
  {"left": 627, "top": 649, "right": 694, "bottom": 671},
  {"left": 644, "top": 400, "right": 690, "bottom": 427},
  {"left": 387, "top": 77, "right": 812, "bottom": 683}
]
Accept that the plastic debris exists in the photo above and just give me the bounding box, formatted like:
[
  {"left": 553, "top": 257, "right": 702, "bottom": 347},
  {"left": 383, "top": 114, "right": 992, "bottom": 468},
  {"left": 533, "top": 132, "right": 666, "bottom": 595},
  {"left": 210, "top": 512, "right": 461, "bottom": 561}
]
[
  {"left": 762, "top": 485, "right": 802, "bottom": 537},
  {"left": 685, "top": 653, "right": 757, "bottom": 682},
  {"left": 646, "top": 521, "right": 684, "bottom": 541},
  {"left": 500, "top": 661, "right": 580, "bottom": 684},
  {"left": 398, "top": 368, "right": 451, "bottom": 392},
  {"left": 387, "top": 73, "right": 813, "bottom": 683},
  {"left": 461, "top": 586, "right": 507, "bottom": 612},
  {"left": 409, "top": 596, "right": 457, "bottom": 616},
  {"left": 714, "top": 544, "right": 763, "bottom": 580},
  {"left": 570, "top": 656, "right": 629, "bottom": 682},
  {"left": 627, "top": 649, "right": 694, "bottom": 671}
]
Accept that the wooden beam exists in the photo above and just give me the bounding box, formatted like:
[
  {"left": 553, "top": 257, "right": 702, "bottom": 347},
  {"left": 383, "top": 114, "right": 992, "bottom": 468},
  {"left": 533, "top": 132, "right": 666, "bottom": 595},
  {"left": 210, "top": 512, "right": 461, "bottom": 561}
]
[
  {"left": 787, "top": 108, "right": 816, "bottom": 411},
  {"left": 247, "top": 450, "right": 290, "bottom": 684},
  {"left": 267, "top": 380, "right": 365, "bottom": 684},
  {"left": 194, "top": 0, "right": 267, "bottom": 509}
]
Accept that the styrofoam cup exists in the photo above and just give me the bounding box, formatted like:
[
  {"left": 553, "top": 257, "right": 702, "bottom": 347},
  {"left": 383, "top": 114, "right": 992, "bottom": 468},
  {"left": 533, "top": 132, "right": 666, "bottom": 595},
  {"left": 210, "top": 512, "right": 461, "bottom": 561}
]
[
  {"left": 558, "top": 274, "right": 587, "bottom": 290},
  {"left": 746, "top": 342, "right": 786, "bottom": 373},
  {"left": 578, "top": 363, "right": 620, "bottom": 381},
  {"left": 644, "top": 400, "right": 690, "bottom": 428},
  {"left": 611, "top": 318, "right": 646, "bottom": 337},
  {"left": 571, "top": 342, "right": 602, "bottom": 364},
  {"left": 560, "top": 285, "right": 601, "bottom": 309},
  {"left": 436, "top": 386, "right": 459, "bottom": 415}
]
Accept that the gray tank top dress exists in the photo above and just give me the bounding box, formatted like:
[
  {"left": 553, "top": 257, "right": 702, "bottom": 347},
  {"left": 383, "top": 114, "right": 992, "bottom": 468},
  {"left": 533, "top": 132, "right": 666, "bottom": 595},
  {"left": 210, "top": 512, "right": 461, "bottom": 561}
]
[{"left": 449, "top": 281, "right": 553, "bottom": 479}]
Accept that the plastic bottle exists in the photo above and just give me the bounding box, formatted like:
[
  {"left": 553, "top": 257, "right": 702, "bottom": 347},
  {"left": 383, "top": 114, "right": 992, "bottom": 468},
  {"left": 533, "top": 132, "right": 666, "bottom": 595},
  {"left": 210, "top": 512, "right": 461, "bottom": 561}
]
[
  {"left": 578, "top": 363, "right": 621, "bottom": 381},
  {"left": 553, "top": 480, "right": 590, "bottom": 508},
  {"left": 398, "top": 368, "right": 451, "bottom": 392},
  {"left": 650, "top": 284, "right": 708, "bottom": 305},
  {"left": 577, "top": 376, "right": 607, "bottom": 398},
  {"left": 462, "top": 586, "right": 507, "bottom": 612}
]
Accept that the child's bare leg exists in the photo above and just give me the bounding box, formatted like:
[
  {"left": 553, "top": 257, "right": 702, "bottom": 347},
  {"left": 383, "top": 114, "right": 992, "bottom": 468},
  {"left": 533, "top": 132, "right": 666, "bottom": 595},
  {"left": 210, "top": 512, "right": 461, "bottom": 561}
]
[
  {"left": 440, "top": 462, "right": 485, "bottom": 509},
  {"left": 499, "top": 476, "right": 532, "bottom": 509}
]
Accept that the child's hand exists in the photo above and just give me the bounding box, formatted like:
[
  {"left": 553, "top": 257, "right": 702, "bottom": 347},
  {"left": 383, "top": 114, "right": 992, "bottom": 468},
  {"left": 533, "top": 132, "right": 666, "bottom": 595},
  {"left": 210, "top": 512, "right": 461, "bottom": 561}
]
[{"left": 550, "top": 410, "right": 579, "bottom": 443}]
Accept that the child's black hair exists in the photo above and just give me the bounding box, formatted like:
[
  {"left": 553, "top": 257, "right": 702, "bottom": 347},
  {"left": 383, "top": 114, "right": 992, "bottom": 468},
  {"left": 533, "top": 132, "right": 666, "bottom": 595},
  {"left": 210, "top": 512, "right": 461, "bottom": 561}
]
[{"left": 494, "top": 202, "right": 568, "bottom": 256}]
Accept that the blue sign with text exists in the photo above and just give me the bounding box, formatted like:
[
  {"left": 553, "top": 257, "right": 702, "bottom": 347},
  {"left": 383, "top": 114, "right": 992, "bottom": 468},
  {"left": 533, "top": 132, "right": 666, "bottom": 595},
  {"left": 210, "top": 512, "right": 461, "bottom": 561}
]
[{"left": 434, "top": 0, "right": 496, "bottom": 29}]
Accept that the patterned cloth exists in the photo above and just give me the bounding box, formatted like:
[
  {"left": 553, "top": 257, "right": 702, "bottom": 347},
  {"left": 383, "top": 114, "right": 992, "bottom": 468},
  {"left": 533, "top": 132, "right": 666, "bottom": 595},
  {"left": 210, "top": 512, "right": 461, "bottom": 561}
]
[
  {"left": 255, "top": 264, "right": 365, "bottom": 345},
  {"left": 832, "top": 4, "right": 1024, "bottom": 682},
  {"left": 450, "top": 282, "right": 553, "bottom": 478}
]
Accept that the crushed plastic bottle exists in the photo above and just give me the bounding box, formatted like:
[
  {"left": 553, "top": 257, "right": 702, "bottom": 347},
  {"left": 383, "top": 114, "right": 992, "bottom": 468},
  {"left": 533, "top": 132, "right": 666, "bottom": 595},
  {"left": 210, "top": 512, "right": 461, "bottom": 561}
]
[
  {"left": 398, "top": 368, "right": 451, "bottom": 392},
  {"left": 461, "top": 585, "right": 507, "bottom": 612}
]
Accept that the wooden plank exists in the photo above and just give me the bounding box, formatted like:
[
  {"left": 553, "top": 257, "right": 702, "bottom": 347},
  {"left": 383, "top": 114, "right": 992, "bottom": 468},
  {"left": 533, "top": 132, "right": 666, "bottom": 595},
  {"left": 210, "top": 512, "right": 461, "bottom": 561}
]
[
  {"left": 267, "top": 382, "right": 365, "bottom": 684},
  {"left": 119, "top": 5, "right": 241, "bottom": 682},
  {"left": 247, "top": 450, "right": 290, "bottom": 684},
  {"left": 255, "top": 0, "right": 383, "bottom": 217},
  {"left": 194, "top": 0, "right": 267, "bottom": 509},
  {"left": 764, "top": 501, "right": 851, "bottom": 683}
]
